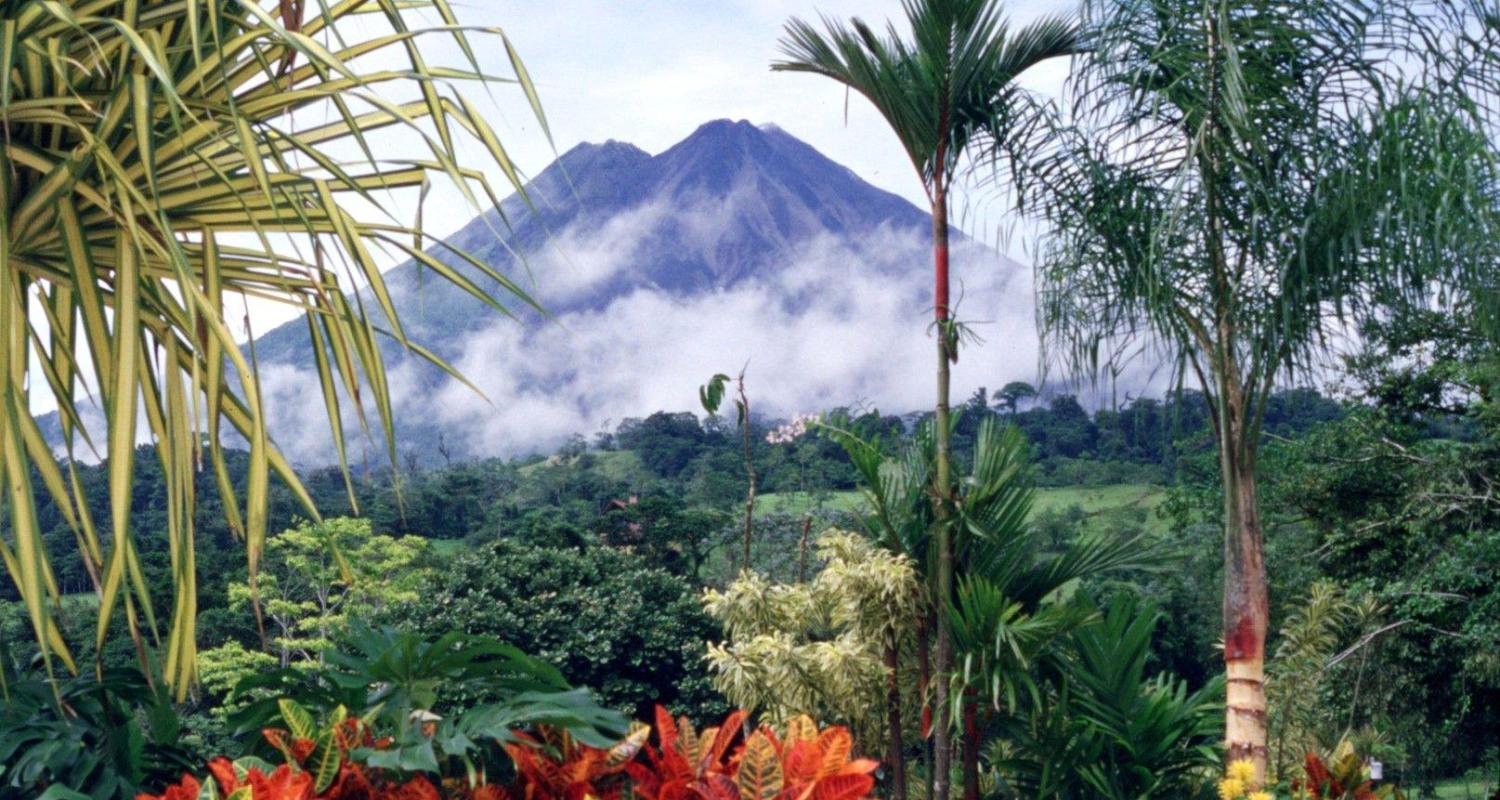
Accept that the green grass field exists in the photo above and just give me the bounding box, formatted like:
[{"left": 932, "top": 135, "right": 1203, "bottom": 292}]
[
  {"left": 756, "top": 490, "right": 863, "bottom": 515},
  {"left": 1429, "top": 777, "right": 1497, "bottom": 799},
  {"left": 518, "top": 450, "right": 648, "bottom": 482}
]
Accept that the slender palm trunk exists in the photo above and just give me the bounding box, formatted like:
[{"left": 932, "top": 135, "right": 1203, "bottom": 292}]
[
  {"left": 961, "top": 687, "right": 980, "bottom": 800},
  {"left": 798, "top": 515, "right": 813, "bottom": 582},
  {"left": 932, "top": 178, "right": 955, "bottom": 800},
  {"left": 886, "top": 642, "right": 909, "bottom": 800},
  {"left": 1197, "top": 3, "right": 1269, "bottom": 778}
]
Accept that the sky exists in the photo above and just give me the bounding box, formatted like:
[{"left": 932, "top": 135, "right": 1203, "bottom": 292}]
[
  {"left": 199, "top": 0, "right": 1078, "bottom": 340},
  {"left": 209, "top": 0, "right": 1094, "bottom": 462},
  {"left": 475, "top": 0, "right": 1074, "bottom": 217}
]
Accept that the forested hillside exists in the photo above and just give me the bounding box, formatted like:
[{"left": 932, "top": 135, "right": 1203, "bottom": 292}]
[{"left": 7, "top": 380, "right": 1495, "bottom": 788}]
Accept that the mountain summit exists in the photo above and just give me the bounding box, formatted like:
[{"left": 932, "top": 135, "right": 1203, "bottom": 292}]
[
  {"left": 252, "top": 120, "right": 1030, "bottom": 463},
  {"left": 260, "top": 120, "right": 927, "bottom": 359}
]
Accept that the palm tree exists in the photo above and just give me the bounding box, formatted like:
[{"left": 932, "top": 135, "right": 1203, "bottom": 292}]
[
  {"left": 773, "top": 4, "right": 1077, "bottom": 796},
  {"left": 823, "top": 415, "right": 1146, "bottom": 800},
  {"left": 1, "top": 0, "right": 548, "bottom": 699},
  {"left": 944, "top": 420, "right": 1149, "bottom": 800},
  {"left": 1022, "top": 0, "right": 1500, "bottom": 780}
]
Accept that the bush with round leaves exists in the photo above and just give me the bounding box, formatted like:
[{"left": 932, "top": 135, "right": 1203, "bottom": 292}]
[{"left": 384, "top": 542, "right": 726, "bottom": 722}]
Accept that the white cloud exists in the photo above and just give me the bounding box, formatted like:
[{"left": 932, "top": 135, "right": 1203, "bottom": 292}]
[{"left": 263, "top": 198, "right": 1041, "bottom": 464}]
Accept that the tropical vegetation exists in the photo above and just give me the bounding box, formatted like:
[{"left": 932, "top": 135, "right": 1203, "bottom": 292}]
[
  {"left": 0, "top": 0, "right": 547, "bottom": 699},
  {"left": 1018, "top": 0, "right": 1500, "bottom": 780},
  {"left": 773, "top": 6, "right": 1079, "bottom": 797},
  {"left": 2, "top": 0, "right": 1498, "bottom": 798}
]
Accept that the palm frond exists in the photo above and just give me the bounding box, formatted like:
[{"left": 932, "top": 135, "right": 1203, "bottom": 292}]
[
  {"left": 774, "top": 0, "right": 1079, "bottom": 193},
  {"left": 1, "top": 0, "right": 549, "bottom": 698}
]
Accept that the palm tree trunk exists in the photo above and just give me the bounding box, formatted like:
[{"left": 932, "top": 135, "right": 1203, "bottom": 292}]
[
  {"left": 886, "top": 642, "right": 908, "bottom": 800},
  {"left": 798, "top": 515, "right": 813, "bottom": 582},
  {"left": 1213, "top": 368, "right": 1269, "bottom": 781},
  {"left": 962, "top": 687, "right": 980, "bottom": 800},
  {"left": 1222, "top": 437, "right": 1268, "bottom": 780},
  {"left": 932, "top": 180, "right": 955, "bottom": 800}
]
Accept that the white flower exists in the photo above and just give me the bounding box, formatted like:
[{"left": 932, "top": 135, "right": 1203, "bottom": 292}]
[{"left": 766, "top": 412, "right": 821, "bottom": 444}]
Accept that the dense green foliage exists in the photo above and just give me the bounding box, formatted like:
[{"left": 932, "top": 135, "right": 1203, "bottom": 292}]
[
  {"left": 6, "top": 1, "right": 1497, "bottom": 798},
  {"left": 4, "top": 378, "right": 1496, "bottom": 792},
  {"left": 989, "top": 595, "right": 1223, "bottom": 799},
  {"left": 383, "top": 540, "right": 727, "bottom": 723},
  {"left": 227, "top": 626, "right": 628, "bottom": 779},
  {"left": 0, "top": 0, "right": 553, "bottom": 698},
  {"left": 0, "top": 668, "right": 196, "bottom": 799}
]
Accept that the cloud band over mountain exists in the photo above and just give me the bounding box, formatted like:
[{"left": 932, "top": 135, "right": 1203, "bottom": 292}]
[{"left": 253, "top": 120, "right": 1039, "bottom": 465}]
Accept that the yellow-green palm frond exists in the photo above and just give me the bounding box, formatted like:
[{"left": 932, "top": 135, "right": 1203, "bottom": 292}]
[{"left": 1, "top": 0, "right": 548, "bottom": 699}]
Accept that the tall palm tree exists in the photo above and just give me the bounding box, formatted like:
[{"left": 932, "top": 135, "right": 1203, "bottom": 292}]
[
  {"left": 1, "top": 0, "right": 547, "bottom": 699},
  {"left": 773, "top": 4, "right": 1077, "bottom": 797},
  {"left": 1023, "top": 0, "right": 1500, "bottom": 780}
]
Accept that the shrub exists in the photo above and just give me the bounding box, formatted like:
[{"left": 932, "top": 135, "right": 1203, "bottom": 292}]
[
  {"left": 625, "top": 707, "right": 878, "bottom": 800},
  {"left": 138, "top": 708, "right": 880, "bottom": 800},
  {"left": 0, "top": 668, "right": 196, "bottom": 799},
  {"left": 384, "top": 542, "right": 725, "bottom": 721}
]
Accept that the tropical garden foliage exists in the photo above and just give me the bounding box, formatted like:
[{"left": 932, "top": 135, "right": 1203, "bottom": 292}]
[
  {"left": 1018, "top": 0, "right": 1500, "bottom": 780},
  {"left": 2, "top": 0, "right": 1498, "bottom": 798},
  {"left": 0, "top": 0, "right": 547, "bottom": 699},
  {"left": 774, "top": 8, "right": 1079, "bottom": 797}
]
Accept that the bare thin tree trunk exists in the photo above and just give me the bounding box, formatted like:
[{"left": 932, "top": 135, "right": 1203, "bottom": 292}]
[
  {"left": 738, "top": 372, "right": 757, "bottom": 572},
  {"left": 886, "top": 643, "right": 909, "bottom": 800},
  {"left": 798, "top": 515, "right": 812, "bottom": 582},
  {"left": 917, "top": 606, "right": 934, "bottom": 800}
]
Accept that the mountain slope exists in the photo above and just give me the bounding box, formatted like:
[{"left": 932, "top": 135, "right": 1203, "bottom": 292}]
[
  {"left": 251, "top": 119, "right": 1033, "bottom": 465},
  {"left": 256, "top": 120, "right": 929, "bottom": 362}
]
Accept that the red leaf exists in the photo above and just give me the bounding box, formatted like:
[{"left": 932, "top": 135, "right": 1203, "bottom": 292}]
[
  {"left": 390, "top": 775, "right": 441, "bottom": 800},
  {"left": 705, "top": 711, "right": 746, "bottom": 770},
  {"left": 781, "top": 741, "right": 820, "bottom": 786},
  {"left": 656, "top": 705, "right": 680, "bottom": 752},
  {"left": 291, "top": 737, "right": 317, "bottom": 763},
  {"left": 811, "top": 774, "right": 873, "bottom": 800},
  {"left": 207, "top": 758, "right": 239, "bottom": 796}
]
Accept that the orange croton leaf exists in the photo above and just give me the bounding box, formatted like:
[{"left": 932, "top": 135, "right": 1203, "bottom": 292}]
[
  {"left": 700, "top": 710, "right": 747, "bottom": 773},
  {"left": 388, "top": 775, "right": 442, "bottom": 800},
  {"left": 206, "top": 756, "right": 314, "bottom": 800},
  {"left": 808, "top": 773, "right": 875, "bottom": 800},
  {"left": 736, "top": 731, "right": 784, "bottom": 800},
  {"left": 783, "top": 716, "right": 817, "bottom": 746},
  {"left": 656, "top": 706, "right": 681, "bottom": 752},
  {"left": 813, "top": 728, "right": 852, "bottom": 779},
  {"left": 630, "top": 709, "right": 875, "bottom": 800}
]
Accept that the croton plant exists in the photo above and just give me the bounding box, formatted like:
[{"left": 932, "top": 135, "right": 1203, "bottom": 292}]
[{"left": 137, "top": 706, "right": 878, "bottom": 800}]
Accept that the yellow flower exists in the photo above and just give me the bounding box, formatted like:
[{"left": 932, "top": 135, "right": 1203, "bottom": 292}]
[
  {"left": 1228, "top": 759, "right": 1258, "bottom": 784},
  {"left": 1217, "top": 778, "right": 1246, "bottom": 800},
  {"left": 1248, "top": 792, "right": 1274, "bottom": 800}
]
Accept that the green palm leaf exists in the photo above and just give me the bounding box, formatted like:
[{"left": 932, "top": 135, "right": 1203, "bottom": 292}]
[{"left": 1, "top": 0, "right": 549, "bottom": 698}]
